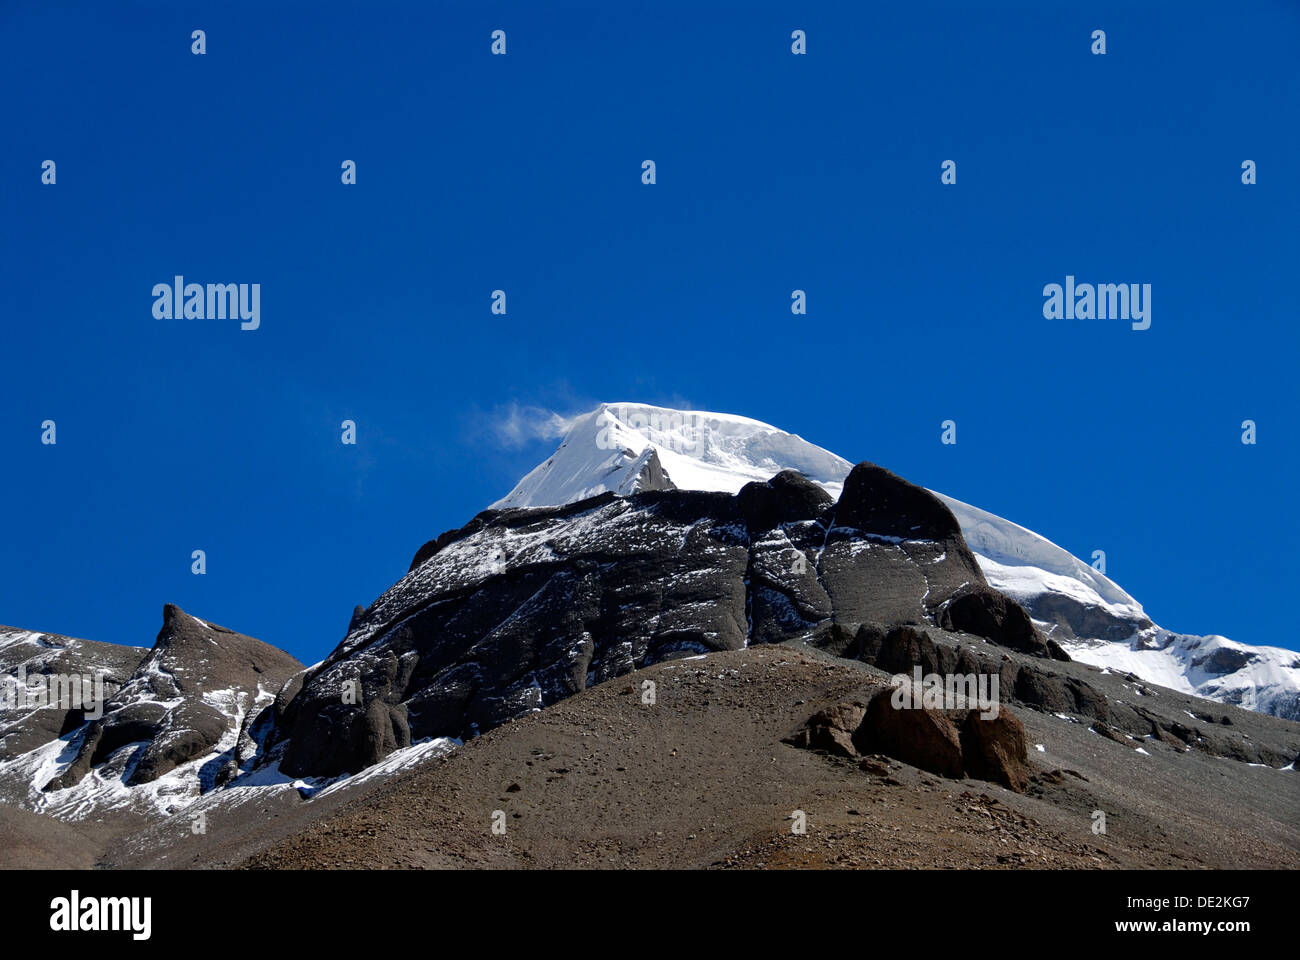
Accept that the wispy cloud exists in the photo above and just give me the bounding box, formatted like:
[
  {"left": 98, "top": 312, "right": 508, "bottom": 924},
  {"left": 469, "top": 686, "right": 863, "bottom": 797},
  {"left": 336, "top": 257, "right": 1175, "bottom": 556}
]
[{"left": 484, "top": 403, "right": 576, "bottom": 448}]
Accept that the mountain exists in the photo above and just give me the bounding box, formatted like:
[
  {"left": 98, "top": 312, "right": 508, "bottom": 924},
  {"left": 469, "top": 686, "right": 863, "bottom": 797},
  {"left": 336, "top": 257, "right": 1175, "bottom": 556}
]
[
  {"left": 1, "top": 402, "right": 1297, "bottom": 870},
  {"left": 492, "top": 403, "right": 1300, "bottom": 720},
  {"left": 0, "top": 605, "right": 302, "bottom": 824}
]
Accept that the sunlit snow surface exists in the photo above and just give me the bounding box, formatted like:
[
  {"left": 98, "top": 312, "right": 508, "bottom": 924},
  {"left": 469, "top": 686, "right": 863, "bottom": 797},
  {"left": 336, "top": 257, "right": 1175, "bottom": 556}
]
[{"left": 489, "top": 402, "right": 1299, "bottom": 720}]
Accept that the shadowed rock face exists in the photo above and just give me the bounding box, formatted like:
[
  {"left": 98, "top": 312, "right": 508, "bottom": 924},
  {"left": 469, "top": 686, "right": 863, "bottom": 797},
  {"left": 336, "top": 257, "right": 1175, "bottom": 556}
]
[
  {"left": 626, "top": 447, "right": 674, "bottom": 497},
  {"left": 1022, "top": 591, "right": 1153, "bottom": 644},
  {"left": 853, "top": 689, "right": 967, "bottom": 779},
  {"left": 274, "top": 462, "right": 1055, "bottom": 778},
  {"left": 43, "top": 604, "right": 302, "bottom": 791},
  {"left": 1191, "top": 647, "right": 1257, "bottom": 675},
  {"left": 940, "top": 585, "right": 1072, "bottom": 660}
]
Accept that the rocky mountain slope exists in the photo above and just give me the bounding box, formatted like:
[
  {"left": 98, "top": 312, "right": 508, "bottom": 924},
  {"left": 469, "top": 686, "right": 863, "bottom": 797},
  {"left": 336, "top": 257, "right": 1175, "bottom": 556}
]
[
  {"left": 0, "top": 606, "right": 302, "bottom": 826},
  {"left": 0, "top": 626, "right": 147, "bottom": 760},
  {"left": 270, "top": 462, "right": 1067, "bottom": 779}
]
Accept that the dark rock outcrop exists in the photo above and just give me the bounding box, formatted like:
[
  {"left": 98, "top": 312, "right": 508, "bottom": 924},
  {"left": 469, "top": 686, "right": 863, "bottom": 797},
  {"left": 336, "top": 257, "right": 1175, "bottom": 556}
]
[
  {"left": 833, "top": 462, "right": 967, "bottom": 545},
  {"left": 939, "top": 585, "right": 1066, "bottom": 660},
  {"left": 1022, "top": 591, "right": 1152, "bottom": 645},
  {"left": 1011, "top": 667, "right": 1109, "bottom": 720},
  {"left": 836, "top": 621, "right": 1106, "bottom": 733},
  {"left": 1091, "top": 721, "right": 1136, "bottom": 748},
  {"left": 737, "top": 469, "right": 833, "bottom": 532},
  {"left": 275, "top": 462, "right": 1058, "bottom": 778},
  {"left": 1191, "top": 647, "right": 1257, "bottom": 675}
]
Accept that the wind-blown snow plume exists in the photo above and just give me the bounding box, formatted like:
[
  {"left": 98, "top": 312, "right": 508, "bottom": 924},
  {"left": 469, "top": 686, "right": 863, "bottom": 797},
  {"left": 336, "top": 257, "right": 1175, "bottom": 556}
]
[{"left": 485, "top": 403, "right": 576, "bottom": 449}]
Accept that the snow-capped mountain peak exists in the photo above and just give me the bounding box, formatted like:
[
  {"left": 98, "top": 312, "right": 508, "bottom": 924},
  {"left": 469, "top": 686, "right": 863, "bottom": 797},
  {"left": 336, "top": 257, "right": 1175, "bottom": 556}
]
[
  {"left": 491, "top": 402, "right": 1300, "bottom": 720},
  {"left": 492, "top": 402, "right": 853, "bottom": 509}
]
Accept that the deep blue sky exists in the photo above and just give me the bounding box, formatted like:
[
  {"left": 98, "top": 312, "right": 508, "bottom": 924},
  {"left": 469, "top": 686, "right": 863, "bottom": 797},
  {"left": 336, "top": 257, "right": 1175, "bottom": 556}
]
[{"left": 3, "top": 1, "right": 1297, "bottom": 663}]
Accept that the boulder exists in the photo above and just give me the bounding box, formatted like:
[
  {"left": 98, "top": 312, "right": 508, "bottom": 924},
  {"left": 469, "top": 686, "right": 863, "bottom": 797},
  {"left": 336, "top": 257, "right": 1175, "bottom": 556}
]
[
  {"left": 852, "top": 688, "right": 965, "bottom": 779},
  {"left": 956, "top": 708, "right": 1030, "bottom": 792},
  {"left": 783, "top": 700, "right": 867, "bottom": 758}
]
